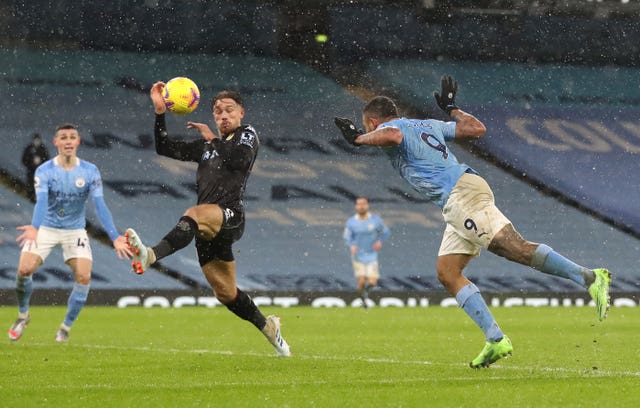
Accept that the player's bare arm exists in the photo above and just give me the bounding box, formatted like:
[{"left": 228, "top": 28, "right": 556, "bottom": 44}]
[
  {"left": 150, "top": 81, "right": 167, "bottom": 114},
  {"left": 433, "top": 74, "right": 486, "bottom": 139},
  {"left": 354, "top": 126, "right": 402, "bottom": 146},
  {"left": 334, "top": 117, "right": 401, "bottom": 146},
  {"left": 451, "top": 109, "right": 486, "bottom": 139},
  {"left": 187, "top": 121, "right": 217, "bottom": 141}
]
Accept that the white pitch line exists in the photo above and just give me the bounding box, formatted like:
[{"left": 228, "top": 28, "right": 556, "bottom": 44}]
[
  {"left": 8, "top": 375, "right": 533, "bottom": 391},
  {"left": 25, "top": 342, "right": 640, "bottom": 378}
]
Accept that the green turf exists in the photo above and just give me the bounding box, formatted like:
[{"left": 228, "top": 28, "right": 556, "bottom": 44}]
[{"left": 1, "top": 305, "right": 638, "bottom": 407}]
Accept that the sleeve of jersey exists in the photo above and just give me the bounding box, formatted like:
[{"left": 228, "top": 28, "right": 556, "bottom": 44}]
[
  {"left": 343, "top": 223, "right": 354, "bottom": 247},
  {"left": 378, "top": 217, "right": 391, "bottom": 242},
  {"left": 30, "top": 167, "right": 48, "bottom": 228},
  {"left": 90, "top": 170, "right": 119, "bottom": 241},
  {"left": 93, "top": 195, "right": 119, "bottom": 241},
  {"left": 442, "top": 121, "right": 457, "bottom": 141},
  {"left": 155, "top": 114, "right": 201, "bottom": 162}
]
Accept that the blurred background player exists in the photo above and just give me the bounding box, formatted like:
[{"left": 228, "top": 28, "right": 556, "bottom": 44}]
[
  {"left": 9, "top": 123, "right": 132, "bottom": 342},
  {"left": 125, "top": 83, "right": 290, "bottom": 357},
  {"left": 21, "top": 132, "right": 50, "bottom": 202},
  {"left": 334, "top": 75, "right": 611, "bottom": 368},
  {"left": 343, "top": 197, "right": 390, "bottom": 308}
]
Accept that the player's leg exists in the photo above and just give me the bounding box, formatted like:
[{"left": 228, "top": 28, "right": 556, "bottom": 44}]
[
  {"left": 489, "top": 223, "right": 611, "bottom": 320},
  {"left": 362, "top": 263, "right": 380, "bottom": 308},
  {"left": 437, "top": 219, "right": 512, "bottom": 368},
  {"left": 202, "top": 260, "right": 290, "bottom": 357},
  {"left": 437, "top": 253, "right": 505, "bottom": 341},
  {"left": 365, "top": 262, "right": 380, "bottom": 289},
  {"left": 126, "top": 204, "right": 224, "bottom": 274},
  {"left": 198, "top": 236, "right": 290, "bottom": 357},
  {"left": 437, "top": 254, "right": 513, "bottom": 368},
  {"left": 489, "top": 224, "right": 594, "bottom": 286},
  {"left": 353, "top": 262, "right": 368, "bottom": 308},
  {"left": 8, "top": 251, "right": 41, "bottom": 340},
  {"left": 57, "top": 230, "right": 93, "bottom": 342},
  {"left": 58, "top": 257, "right": 91, "bottom": 342}
]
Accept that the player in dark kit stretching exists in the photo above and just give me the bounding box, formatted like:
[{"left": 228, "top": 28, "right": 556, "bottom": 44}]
[{"left": 125, "top": 82, "right": 290, "bottom": 357}]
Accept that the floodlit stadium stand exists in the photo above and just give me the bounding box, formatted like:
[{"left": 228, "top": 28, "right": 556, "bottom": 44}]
[{"left": 1, "top": 48, "right": 638, "bottom": 299}]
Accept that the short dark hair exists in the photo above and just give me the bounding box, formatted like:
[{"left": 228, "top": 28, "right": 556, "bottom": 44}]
[
  {"left": 212, "top": 90, "right": 243, "bottom": 110},
  {"left": 55, "top": 123, "right": 78, "bottom": 132},
  {"left": 363, "top": 96, "right": 398, "bottom": 120}
]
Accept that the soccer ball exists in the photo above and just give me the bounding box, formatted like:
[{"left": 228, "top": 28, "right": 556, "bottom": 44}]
[{"left": 163, "top": 77, "right": 200, "bottom": 114}]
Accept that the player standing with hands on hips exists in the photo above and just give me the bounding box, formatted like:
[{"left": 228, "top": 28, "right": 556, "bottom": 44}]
[
  {"left": 343, "top": 197, "right": 390, "bottom": 308},
  {"left": 334, "top": 75, "right": 611, "bottom": 368},
  {"left": 9, "top": 123, "right": 132, "bottom": 342},
  {"left": 125, "top": 82, "right": 290, "bottom": 357}
]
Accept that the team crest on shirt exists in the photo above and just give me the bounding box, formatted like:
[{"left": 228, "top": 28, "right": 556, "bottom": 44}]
[
  {"left": 75, "top": 178, "right": 86, "bottom": 188},
  {"left": 368, "top": 223, "right": 375, "bottom": 231}
]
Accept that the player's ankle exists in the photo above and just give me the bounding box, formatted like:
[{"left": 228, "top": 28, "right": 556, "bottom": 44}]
[{"left": 148, "top": 248, "right": 157, "bottom": 264}]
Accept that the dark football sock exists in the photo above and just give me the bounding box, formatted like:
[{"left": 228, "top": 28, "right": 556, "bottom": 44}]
[
  {"left": 225, "top": 288, "right": 267, "bottom": 330},
  {"left": 152, "top": 216, "right": 198, "bottom": 261}
]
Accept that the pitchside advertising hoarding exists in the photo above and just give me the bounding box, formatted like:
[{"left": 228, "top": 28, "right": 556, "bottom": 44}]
[{"left": 1, "top": 289, "right": 639, "bottom": 309}]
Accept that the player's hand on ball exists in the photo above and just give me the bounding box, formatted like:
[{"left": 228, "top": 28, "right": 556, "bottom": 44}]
[
  {"left": 334, "top": 117, "right": 363, "bottom": 146},
  {"left": 434, "top": 75, "right": 459, "bottom": 115},
  {"left": 150, "top": 81, "right": 167, "bottom": 115}
]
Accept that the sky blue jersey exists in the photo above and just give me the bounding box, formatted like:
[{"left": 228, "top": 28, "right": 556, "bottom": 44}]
[
  {"left": 380, "top": 117, "right": 475, "bottom": 209},
  {"left": 343, "top": 213, "right": 390, "bottom": 264},
  {"left": 32, "top": 157, "right": 119, "bottom": 240}
]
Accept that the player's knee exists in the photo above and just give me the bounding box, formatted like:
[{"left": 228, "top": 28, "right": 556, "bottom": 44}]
[
  {"left": 76, "top": 275, "right": 91, "bottom": 285},
  {"left": 215, "top": 287, "right": 237, "bottom": 305},
  {"left": 16, "top": 267, "right": 34, "bottom": 278},
  {"left": 436, "top": 261, "right": 459, "bottom": 287}
]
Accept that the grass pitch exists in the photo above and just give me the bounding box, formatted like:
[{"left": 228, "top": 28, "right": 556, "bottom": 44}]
[{"left": 1, "top": 305, "right": 638, "bottom": 407}]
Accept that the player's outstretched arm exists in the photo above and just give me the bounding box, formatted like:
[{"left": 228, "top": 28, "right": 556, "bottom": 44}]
[
  {"left": 433, "top": 75, "right": 486, "bottom": 139},
  {"left": 451, "top": 109, "right": 486, "bottom": 139},
  {"left": 355, "top": 127, "right": 402, "bottom": 147},
  {"left": 187, "top": 121, "right": 216, "bottom": 141},
  {"left": 334, "top": 117, "right": 401, "bottom": 147}
]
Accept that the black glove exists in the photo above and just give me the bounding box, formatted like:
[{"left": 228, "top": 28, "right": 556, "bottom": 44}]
[
  {"left": 433, "top": 75, "right": 459, "bottom": 115},
  {"left": 334, "top": 117, "right": 363, "bottom": 146}
]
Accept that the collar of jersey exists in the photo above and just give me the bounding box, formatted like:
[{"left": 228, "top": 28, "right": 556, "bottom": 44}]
[{"left": 54, "top": 156, "right": 80, "bottom": 168}]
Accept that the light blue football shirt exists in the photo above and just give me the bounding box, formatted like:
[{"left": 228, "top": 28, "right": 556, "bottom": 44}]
[
  {"left": 34, "top": 157, "right": 106, "bottom": 230},
  {"left": 343, "top": 213, "right": 390, "bottom": 264},
  {"left": 380, "top": 117, "right": 475, "bottom": 209}
]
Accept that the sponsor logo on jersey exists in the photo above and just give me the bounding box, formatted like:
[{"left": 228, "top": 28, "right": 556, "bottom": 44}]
[
  {"left": 223, "top": 208, "right": 235, "bottom": 222},
  {"left": 202, "top": 150, "right": 219, "bottom": 161}
]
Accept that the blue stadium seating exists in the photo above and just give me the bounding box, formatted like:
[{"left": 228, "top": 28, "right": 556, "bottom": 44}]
[
  {"left": 1, "top": 48, "right": 638, "bottom": 297},
  {"left": 364, "top": 59, "right": 640, "bottom": 238}
]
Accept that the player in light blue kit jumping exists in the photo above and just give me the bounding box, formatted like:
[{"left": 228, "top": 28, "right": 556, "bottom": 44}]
[
  {"left": 334, "top": 75, "right": 611, "bottom": 368},
  {"left": 9, "top": 123, "right": 132, "bottom": 342},
  {"left": 343, "top": 197, "right": 390, "bottom": 308}
]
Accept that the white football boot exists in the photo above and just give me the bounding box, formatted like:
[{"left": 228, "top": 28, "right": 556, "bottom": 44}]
[{"left": 262, "top": 315, "right": 291, "bottom": 357}]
